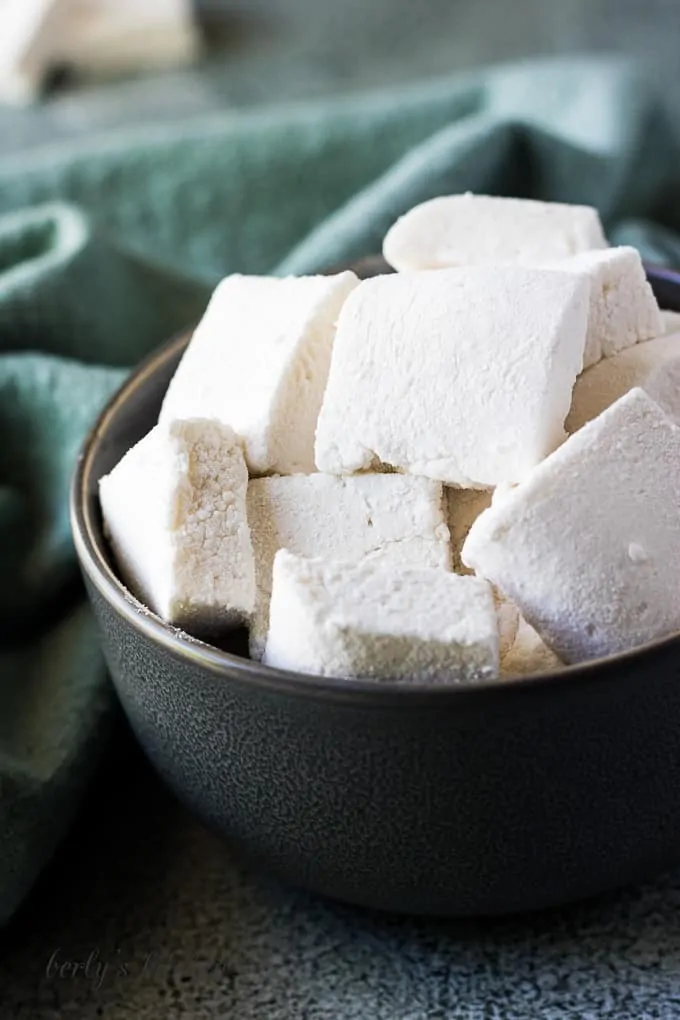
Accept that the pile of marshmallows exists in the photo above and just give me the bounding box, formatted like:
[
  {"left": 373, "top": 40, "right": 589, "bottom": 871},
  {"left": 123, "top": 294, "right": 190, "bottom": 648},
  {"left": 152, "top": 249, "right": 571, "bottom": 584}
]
[{"left": 100, "top": 193, "right": 680, "bottom": 684}]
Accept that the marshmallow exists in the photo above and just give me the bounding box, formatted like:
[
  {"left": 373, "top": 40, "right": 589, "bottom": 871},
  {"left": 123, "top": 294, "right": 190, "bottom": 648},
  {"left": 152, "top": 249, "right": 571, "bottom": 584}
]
[
  {"left": 383, "top": 193, "right": 607, "bottom": 272},
  {"left": 263, "top": 550, "right": 499, "bottom": 683},
  {"left": 463, "top": 388, "right": 680, "bottom": 663},
  {"left": 445, "top": 487, "right": 518, "bottom": 654},
  {"left": 0, "top": 0, "right": 70, "bottom": 103},
  {"left": 99, "top": 419, "right": 255, "bottom": 634},
  {"left": 567, "top": 334, "right": 680, "bottom": 433},
  {"left": 160, "top": 272, "right": 359, "bottom": 475},
  {"left": 246, "top": 473, "right": 451, "bottom": 658},
  {"left": 315, "top": 266, "right": 589, "bottom": 487},
  {"left": 62, "top": 0, "right": 201, "bottom": 76},
  {"left": 493, "top": 590, "right": 520, "bottom": 658},
  {"left": 549, "top": 247, "right": 662, "bottom": 368},
  {"left": 662, "top": 310, "right": 680, "bottom": 335},
  {"left": 445, "top": 488, "right": 492, "bottom": 574},
  {"left": 0, "top": 0, "right": 200, "bottom": 104},
  {"left": 501, "top": 618, "right": 563, "bottom": 678}
]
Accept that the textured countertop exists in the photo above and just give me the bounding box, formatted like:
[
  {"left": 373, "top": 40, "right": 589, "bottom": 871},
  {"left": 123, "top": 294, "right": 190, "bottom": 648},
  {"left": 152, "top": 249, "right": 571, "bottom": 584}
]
[{"left": 2, "top": 726, "right": 680, "bottom": 1019}]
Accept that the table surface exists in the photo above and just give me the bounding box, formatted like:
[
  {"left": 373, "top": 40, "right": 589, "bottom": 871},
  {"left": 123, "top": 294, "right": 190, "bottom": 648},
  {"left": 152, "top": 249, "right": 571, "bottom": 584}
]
[
  {"left": 3, "top": 723, "right": 680, "bottom": 1020},
  {"left": 3, "top": 2, "right": 680, "bottom": 1016}
]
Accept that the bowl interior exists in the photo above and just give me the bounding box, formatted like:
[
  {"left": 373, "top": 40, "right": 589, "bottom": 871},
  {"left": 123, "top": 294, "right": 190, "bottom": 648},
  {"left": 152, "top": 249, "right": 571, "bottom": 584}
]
[{"left": 73, "top": 257, "right": 680, "bottom": 692}]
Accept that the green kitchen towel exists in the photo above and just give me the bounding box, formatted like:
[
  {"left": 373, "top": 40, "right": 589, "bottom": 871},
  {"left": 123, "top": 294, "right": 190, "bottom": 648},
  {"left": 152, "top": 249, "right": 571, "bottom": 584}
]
[{"left": 1, "top": 56, "right": 680, "bottom": 926}]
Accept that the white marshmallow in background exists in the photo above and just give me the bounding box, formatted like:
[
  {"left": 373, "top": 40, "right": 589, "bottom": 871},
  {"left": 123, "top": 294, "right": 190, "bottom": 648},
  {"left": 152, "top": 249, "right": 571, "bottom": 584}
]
[
  {"left": 0, "top": 0, "right": 70, "bottom": 103},
  {"left": 99, "top": 419, "right": 255, "bottom": 634},
  {"left": 567, "top": 334, "right": 680, "bottom": 433},
  {"left": 0, "top": 0, "right": 200, "bottom": 104},
  {"left": 383, "top": 193, "right": 607, "bottom": 272},
  {"left": 315, "top": 266, "right": 589, "bottom": 487},
  {"left": 463, "top": 388, "right": 680, "bottom": 664},
  {"left": 246, "top": 473, "right": 451, "bottom": 659},
  {"left": 264, "top": 550, "right": 499, "bottom": 683},
  {"left": 161, "top": 272, "right": 359, "bottom": 476},
  {"left": 549, "top": 247, "right": 663, "bottom": 368}
]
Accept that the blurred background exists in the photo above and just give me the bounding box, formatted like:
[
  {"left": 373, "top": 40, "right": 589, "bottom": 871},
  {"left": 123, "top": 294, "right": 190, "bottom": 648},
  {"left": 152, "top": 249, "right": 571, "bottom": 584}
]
[{"left": 1, "top": 0, "right": 679, "bottom": 156}]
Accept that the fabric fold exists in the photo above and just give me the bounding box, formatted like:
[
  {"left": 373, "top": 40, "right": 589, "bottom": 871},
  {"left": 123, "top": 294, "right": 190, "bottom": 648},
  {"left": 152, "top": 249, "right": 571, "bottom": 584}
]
[
  {"left": 0, "top": 203, "right": 209, "bottom": 364},
  {"left": 0, "top": 606, "right": 114, "bottom": 927}
]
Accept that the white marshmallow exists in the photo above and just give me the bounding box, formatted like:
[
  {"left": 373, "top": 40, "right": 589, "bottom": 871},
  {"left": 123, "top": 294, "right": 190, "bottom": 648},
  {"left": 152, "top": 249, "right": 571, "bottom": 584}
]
[
  {"left": 548, "top": 247, "right": 662, "bottom": 368},
  {"left": 0, "top": 0, "right": 70, "bottom": 103},
  {"left": 61, "top": 0, "right": 200, "bottom": 76},
  {"left": 383, "top": 193, "right": 607, "bottom": 272},
  {"left": 0, "top": 0, "right": 199, "bottom": 103},
  {"left": 567, "top": 334, "right": 680, "bottom": 433},
  {"left": 99, "top": 419, "right": 255, "bottom": 633},
  {"left": 160, "top": 272, "right": 359, "bottom": 476},
  {"left": 246, "top": 473, "right": 451, "bottom": 658},
  {"left": 445, "top": 488, "right": 492, "bottom": 574},
  {"left": 445, "top": 487, "right": 518, "bottom": 654},
  {"left": 315, "top": 266, "right": 589, "bottom": 487},
  {"left": 662, "top": 310, "right": 680, "bottom": 335},
  {"left": 493, "top": 590, "right": 520, "bottom": 658},
  {"left": 264, "top": 550, "right": 499, "bottom": 683},
  {"left": 501, "top": 618, "right": 563, "bottom": 678},
  {"left": 463, "top": 388, "right": 680, "bottom": 663}
]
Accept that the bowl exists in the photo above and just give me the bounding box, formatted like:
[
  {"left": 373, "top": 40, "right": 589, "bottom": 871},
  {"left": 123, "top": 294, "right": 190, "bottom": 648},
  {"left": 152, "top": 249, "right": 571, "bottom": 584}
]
[{"left": 71, "top": 257, "right": 680, "bottom": 917}]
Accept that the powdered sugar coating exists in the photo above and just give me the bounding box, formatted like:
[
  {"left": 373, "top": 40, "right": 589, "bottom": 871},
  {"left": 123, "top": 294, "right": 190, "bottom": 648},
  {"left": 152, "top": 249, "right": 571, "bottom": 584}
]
[
  {"left": 264, "top": 550, "right": 499, "bottom": 683},
  {"left": 160, "top": 271, "right": 358, "bottom": 475},
  {"left": 99, "top": 419, "right": 255, "bottom": 634},
  {"left": 463, "top": 388, "right": 680, "bottom": 663},
  {"left": 315, "top": 265, "right": 589, "bottom": 486},
  {"left": 246, "top": 472, "right": 450, "bottom": 659},
  {"left": 383, "top": 193, "right": 607, "bottom": 271}
]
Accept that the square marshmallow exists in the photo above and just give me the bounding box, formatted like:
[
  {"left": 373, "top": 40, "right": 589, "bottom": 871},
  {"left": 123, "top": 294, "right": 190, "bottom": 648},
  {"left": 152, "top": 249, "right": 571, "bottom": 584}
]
[
  {"left": 463, "top": 388, "right": 680, "bottom": 664},
  {"left": 315, "top": 266, "right": 589, "bottom": 486},
  {"left": 0, "top": 0, "right": 200, "bottom": 104},
  {"left": 246, "top": 473, "right": 451, "bottom": 658},
  {"left": 383, "top": 193, "right": 607, "bottom": 272},
  {"left": 567, "top": 334, "right": 680, "bottom": 434},
  {"left": 160, "top": 271, "right": 358, "bottom": 475},
  {"left": 263, "top": 550, "right": 499, "bottom": 683},
  {"left": 550, "top": 247, "right": 662, "bottom": 368},
  {"left": 99, "top": 419, "right": 255, "bottom": 633}
]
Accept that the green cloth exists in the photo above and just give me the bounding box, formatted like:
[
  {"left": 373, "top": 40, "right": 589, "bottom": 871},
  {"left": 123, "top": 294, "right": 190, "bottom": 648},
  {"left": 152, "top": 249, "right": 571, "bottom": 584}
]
[{"left": 1, "top": 56, "right": 680, "bottom": 925}]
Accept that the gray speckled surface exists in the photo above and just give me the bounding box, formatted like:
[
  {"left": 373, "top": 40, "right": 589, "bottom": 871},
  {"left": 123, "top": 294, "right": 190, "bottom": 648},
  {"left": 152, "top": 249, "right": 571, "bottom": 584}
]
[{"left": 2, "top": 729, "right": 680, "bottom": 1019}]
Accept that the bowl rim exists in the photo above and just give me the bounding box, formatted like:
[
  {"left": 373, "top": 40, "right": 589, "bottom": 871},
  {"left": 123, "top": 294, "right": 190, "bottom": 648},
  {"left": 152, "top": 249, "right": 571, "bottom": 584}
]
[{"left": 70, "top": 263, "right": 680, "bottom": 705}]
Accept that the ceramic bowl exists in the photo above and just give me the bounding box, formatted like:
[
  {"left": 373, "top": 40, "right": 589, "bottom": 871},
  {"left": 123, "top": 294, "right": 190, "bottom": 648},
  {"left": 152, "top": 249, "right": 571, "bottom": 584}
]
[{"left": 71, "top": 258, "right": 680, "bottom": 916}]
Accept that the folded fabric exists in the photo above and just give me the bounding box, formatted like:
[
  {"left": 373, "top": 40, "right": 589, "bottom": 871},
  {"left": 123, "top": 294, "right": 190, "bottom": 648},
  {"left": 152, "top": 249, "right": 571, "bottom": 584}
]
[
  {"left": 0, "top": 606, "right": 113, "bottom": 925},
  {"left": 1, "top": 56, "right": 680, "bottom": 926}
]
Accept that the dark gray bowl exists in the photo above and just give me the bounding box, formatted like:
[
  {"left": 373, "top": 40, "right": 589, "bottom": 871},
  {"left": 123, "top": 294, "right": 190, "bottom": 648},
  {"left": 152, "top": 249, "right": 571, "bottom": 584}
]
[{"left": 71, "top": 258, "right": 680, "bottom": 917}]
